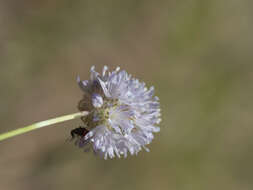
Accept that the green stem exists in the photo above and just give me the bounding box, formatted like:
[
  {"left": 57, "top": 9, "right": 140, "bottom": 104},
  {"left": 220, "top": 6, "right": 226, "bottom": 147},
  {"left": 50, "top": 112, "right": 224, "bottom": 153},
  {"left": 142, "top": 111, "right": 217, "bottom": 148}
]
[{"left": 0, "top": 111, "right": 89, "bottom": 142}]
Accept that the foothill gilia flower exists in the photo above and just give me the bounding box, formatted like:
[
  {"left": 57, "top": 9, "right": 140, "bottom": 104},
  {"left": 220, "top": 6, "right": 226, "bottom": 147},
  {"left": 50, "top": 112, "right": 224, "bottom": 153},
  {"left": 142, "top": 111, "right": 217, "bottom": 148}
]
[{"left": 74, "top": 66, "right": 161, "bottom": 159}]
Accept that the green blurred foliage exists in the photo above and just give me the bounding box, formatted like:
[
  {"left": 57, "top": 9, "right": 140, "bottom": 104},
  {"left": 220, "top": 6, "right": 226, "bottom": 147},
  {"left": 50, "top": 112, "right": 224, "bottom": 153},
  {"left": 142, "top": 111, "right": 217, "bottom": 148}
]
[{"left": 0, "top": 0, "right": 253, "bottom": 190}]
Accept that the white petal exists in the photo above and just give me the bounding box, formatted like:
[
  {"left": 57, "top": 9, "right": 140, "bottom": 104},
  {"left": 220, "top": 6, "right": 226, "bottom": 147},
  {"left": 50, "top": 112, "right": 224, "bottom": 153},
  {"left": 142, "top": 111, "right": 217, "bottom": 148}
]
[
  {"left": 92, "top": 93, "right": 103, "bottom": 108},
  {"left": 97, "top": 78, "right": 111, "bottom": 98}
]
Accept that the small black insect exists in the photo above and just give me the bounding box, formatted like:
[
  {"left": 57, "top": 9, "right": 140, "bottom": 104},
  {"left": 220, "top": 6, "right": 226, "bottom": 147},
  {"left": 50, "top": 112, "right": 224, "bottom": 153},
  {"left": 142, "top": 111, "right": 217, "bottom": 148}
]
[{"left": 70, "top": 126, "right": 89, "bottom": 140}]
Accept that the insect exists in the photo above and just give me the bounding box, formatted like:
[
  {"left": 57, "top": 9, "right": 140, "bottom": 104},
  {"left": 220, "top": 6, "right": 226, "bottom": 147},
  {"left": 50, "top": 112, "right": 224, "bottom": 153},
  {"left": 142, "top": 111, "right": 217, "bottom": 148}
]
[{"left": 70, "top": 126, "right": 89, "bottom": 140}]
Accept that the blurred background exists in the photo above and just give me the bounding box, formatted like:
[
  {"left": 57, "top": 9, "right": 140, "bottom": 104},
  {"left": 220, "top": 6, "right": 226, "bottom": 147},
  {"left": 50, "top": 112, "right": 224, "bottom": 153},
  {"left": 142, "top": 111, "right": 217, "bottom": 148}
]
[{"left": 0, "top": 0, "right": 253, "bottom": 190}]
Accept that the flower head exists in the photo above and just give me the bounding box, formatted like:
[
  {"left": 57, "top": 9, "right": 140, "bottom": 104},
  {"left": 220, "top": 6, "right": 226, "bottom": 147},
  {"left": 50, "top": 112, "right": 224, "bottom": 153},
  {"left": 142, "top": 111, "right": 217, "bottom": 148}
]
[{"left": 75, "top": 66, "right": 161, "bottom": 159}]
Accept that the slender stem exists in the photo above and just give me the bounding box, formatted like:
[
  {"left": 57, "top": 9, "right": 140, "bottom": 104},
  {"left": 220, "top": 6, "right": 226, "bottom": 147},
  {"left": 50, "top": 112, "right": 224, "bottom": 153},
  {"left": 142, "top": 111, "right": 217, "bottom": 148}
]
[{"left": 0, "top": 111, "right": 89, "bottom": 142}]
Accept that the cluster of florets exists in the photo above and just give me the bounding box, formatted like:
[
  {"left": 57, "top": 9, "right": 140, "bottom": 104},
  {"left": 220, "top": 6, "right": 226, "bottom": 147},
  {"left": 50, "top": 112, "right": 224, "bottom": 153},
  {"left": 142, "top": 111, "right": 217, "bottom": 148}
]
[{"left": 75, "top": 66, "right": 161, "bottom": 159}]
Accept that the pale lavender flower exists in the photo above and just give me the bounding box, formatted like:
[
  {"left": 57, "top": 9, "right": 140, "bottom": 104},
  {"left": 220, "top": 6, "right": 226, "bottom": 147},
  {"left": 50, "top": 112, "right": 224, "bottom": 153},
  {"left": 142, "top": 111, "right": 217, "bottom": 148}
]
[{"left": 75, "top": 66, "right": 161, "bottom": 159}]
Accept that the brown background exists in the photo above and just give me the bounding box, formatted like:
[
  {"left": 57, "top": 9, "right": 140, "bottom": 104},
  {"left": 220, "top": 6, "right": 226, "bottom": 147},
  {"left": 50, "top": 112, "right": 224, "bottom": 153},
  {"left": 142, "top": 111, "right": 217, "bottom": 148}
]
[{"left": 0, "top": 0, "right": 253, "bottom": 190}]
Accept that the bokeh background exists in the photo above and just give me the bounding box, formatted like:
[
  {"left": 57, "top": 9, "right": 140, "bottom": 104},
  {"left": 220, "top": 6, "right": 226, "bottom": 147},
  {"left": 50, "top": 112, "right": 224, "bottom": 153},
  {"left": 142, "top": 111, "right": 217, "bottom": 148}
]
[{"left": 0, "top": 0, "right": 253, "bottom": 190}]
